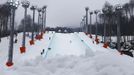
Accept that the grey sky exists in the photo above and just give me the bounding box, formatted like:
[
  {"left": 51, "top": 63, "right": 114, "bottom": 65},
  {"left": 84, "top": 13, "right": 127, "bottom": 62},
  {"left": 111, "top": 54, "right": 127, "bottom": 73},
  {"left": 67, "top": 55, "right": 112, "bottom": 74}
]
[{"left": 1, "top": 0, "right": 129, "bottom": 27}]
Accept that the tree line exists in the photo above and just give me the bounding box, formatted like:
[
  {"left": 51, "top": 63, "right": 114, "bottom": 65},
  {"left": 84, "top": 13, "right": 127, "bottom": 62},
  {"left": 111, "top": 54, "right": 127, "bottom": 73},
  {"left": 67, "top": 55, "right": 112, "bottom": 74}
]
[
  {"left": 89, "top": 0, "right": 134, "bottom": 43},
  {"left": 0, "top": 3, "right": 41, "bottom": 42},
  {"left": 0, "top": 3, "right": 10, "bottom": 41}
]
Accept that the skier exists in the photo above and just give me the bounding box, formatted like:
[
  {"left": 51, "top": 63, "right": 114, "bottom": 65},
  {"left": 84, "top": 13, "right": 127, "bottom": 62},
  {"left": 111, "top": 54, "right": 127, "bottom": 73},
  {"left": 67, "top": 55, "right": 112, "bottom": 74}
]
[
  {"left": 49, "top": 37, "right": 51, "bottom": 40},
  {"left": 41, "top": 49, "right": 45, "bottom": 55}
]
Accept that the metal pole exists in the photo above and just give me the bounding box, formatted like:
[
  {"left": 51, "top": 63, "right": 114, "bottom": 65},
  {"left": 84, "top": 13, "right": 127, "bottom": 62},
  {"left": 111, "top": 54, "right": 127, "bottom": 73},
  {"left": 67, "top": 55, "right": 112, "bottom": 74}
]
[
  {"left": 84, "top": 17, "right": 86, "bottom": 32},
  {"left": 22, "top": 8, "right": 27, "bottom": 48},
  {"left": 82, "top": 18, "right": 84, "bottom": 32},
  {"left": 95, "top": 14, "right": 98, "bottom": 38},
  {"left": 104, "top": 14, "right": 106, "bottom": 43},
  {"left": 90, "top": 13, "right": 92, "bottom": 34},
  {"left": 7, "top": 7, "right": 16, "bottom": 67},
  {"left": 31, "top": 9, "right": 35, "bottom": 41},
  {"left": 115, "top": 5, "right": 122, "bottom": 51},
  {"left": 44, "top": 9, "right": 47, "bottom": 31},
  {"left": 38, "top": 11, "right": 40, "bottom": 34},
  {"left": 83, "top": 16, "right": 86, "bottom": 32},
  {"left": 85, "top": 7, "right": 89, "bottom": 33},
  {"left": 80, "top": 21, "right": 82, "bottom": 32},
  {"left": 94, "top": 10, "right": 100, "bottom": 44},
  {"left": 21, "top": 1, "right": 30, "bottom": 46},
  {"left": 20, "top": 0, "right": 30, "bottom": 52},
  {"left": 117, "top": 12, "right": 121, "bottom": 51},
  {"left": 42, "top": 12, "right": 44, "bottom": 32}
]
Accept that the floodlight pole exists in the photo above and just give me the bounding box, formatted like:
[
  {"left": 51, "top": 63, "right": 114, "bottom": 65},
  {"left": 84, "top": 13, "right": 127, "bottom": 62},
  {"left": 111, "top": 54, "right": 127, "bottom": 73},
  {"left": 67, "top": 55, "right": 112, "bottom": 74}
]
[
  {"left": 6, "top": 0, "right": 19, "bottom": 67},
  {"left": 94, "top": 10, "right": 100, "bottom": 44},
  {"left": 20, "top": 0, "right": 30, "bottom": 53},
  {"left": 42, "top": 5, "right": 47, "bottom": 32},
  {"left": 116, "top": 5, "right": 122, "bottom": 51},
  {"left": 85, "top": 7, "right": 89, "bottom": 33},
  {"left": 29, "top": 5, "right": 36, "bottom": 45},
  {"left": 89, "top": 12, "right": 93, "bottom": 38},
  {"left": 37, "top": 8, "right": 42, "bottom": 34},
  {"left": 102, "top": 8, "right": 109, "bottom": 48}
]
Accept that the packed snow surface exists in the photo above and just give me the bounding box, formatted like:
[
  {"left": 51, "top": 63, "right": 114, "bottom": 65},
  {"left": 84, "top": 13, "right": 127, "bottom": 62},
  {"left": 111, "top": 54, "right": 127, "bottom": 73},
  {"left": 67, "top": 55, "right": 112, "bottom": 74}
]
[
  {"left": 2, "top": 52, "right": 134, "bottom": 75},
  {"left": 0, "top": 32, "right": 134, "bottom": 75}
]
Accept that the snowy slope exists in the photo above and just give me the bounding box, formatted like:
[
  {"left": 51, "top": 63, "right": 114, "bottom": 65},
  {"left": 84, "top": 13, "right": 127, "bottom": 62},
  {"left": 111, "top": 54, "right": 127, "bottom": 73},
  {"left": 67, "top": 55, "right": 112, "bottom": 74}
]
[
  {"left": 0, "top": 32, "right": 134, "bottom": 75},
  {"left": 0, "top": 32, "right": 54, "bottom": 71},
  {"left": 45, "top": 33, "right": 91, "bottom": 59},
  {"left": 2, "top": 51, "right": 134, "bottom": 75}
]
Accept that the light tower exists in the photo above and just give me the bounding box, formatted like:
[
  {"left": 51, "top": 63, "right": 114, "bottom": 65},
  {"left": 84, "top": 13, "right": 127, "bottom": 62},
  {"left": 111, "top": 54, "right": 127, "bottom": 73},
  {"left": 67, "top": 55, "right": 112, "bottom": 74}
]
[
  {"left": 102, "top": 7, "right": 109, "bottom": 48},
  {"left": 6, "top": 0, "right": 19, "bottom": 67},
  {"left": 40, "top": 5, "right": 47, "bottom": 38},
  {"left": 115, "top": 4, "right": 122, "bottom": 51},
  {"left": 20, "top": 0, "right": 30, "bottom": 53},
  {"left": 35, "top": 8, "right": 42, "bottom": 40},
  {"left": 85, "top": 7, "right": 89, "bottom": 34},
  {"left": 82, "top": 17, "right": 85, "bottom": 32},
  {"left": 89, "top": 11, "right": 93, "bottom": 38},
  {"left": 80, "top": 19, "right": 83, "bottom": 32},
  {"left": 29, "top": 5, "right": 37, "bottom": 45},
  {"left": 94, "top": 10, "right": 100, "bottom": 44},
  {"left": 42, "top": 5, "right": 47, "bottom": 32}
]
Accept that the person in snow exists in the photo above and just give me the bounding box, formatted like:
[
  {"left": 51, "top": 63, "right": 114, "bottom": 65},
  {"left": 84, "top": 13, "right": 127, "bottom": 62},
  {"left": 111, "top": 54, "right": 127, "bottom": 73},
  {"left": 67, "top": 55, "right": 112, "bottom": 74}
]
[
  {"left": 41, "top": 49, "right": 45, "bottom": 55},
  {"left": 49, "top": 37, "right": 51, "bottom": 40}
]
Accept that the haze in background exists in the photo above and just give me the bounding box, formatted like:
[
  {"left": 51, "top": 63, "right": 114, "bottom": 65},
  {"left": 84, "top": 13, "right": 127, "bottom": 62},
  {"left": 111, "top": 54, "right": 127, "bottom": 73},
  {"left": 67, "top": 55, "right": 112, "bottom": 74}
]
[{"left": 0, "top": 0, "right": 129, "bottom": 27}]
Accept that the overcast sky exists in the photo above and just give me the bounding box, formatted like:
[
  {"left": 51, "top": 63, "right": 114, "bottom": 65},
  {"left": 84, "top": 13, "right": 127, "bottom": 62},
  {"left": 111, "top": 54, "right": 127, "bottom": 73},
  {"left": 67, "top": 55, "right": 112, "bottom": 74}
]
[{"left": 1, "top": 0, "right": 129, "bottom": 27}]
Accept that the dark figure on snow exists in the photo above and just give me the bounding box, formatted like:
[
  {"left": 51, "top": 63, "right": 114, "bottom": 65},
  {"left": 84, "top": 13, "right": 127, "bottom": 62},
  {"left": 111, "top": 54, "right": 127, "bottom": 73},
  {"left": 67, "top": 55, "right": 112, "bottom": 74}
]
[
  {"left": 49, "top": 37, "right": 51, "bottom": 40},
  {"left": 41, "top": 49, "right": 45, "bottom": 55},
  {"left": 14, "top": 32, "right": 18, "bottom": 43}
]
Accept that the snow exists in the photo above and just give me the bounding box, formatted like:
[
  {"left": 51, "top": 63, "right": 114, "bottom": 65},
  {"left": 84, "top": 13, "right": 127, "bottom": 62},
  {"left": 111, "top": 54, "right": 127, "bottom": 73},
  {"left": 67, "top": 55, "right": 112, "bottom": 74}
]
[
  {"left": 45, "top": 33, "right": 90, "bottom": 59},
  {"left": 0, "top": 32, "right": 134, "bottom": 75},
  {"left": 0, "top": 32, "right": 54, "bottom": 69},
  {"left": 2, "top": 52, "right": 134, "bottom": 75}
]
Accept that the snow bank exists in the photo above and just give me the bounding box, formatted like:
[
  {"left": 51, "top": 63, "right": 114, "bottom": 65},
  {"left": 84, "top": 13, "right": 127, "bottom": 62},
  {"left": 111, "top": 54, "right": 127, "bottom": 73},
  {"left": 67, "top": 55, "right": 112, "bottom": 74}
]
[{"left": 2, "top": 52, "right": 134, "bottom": 75}]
